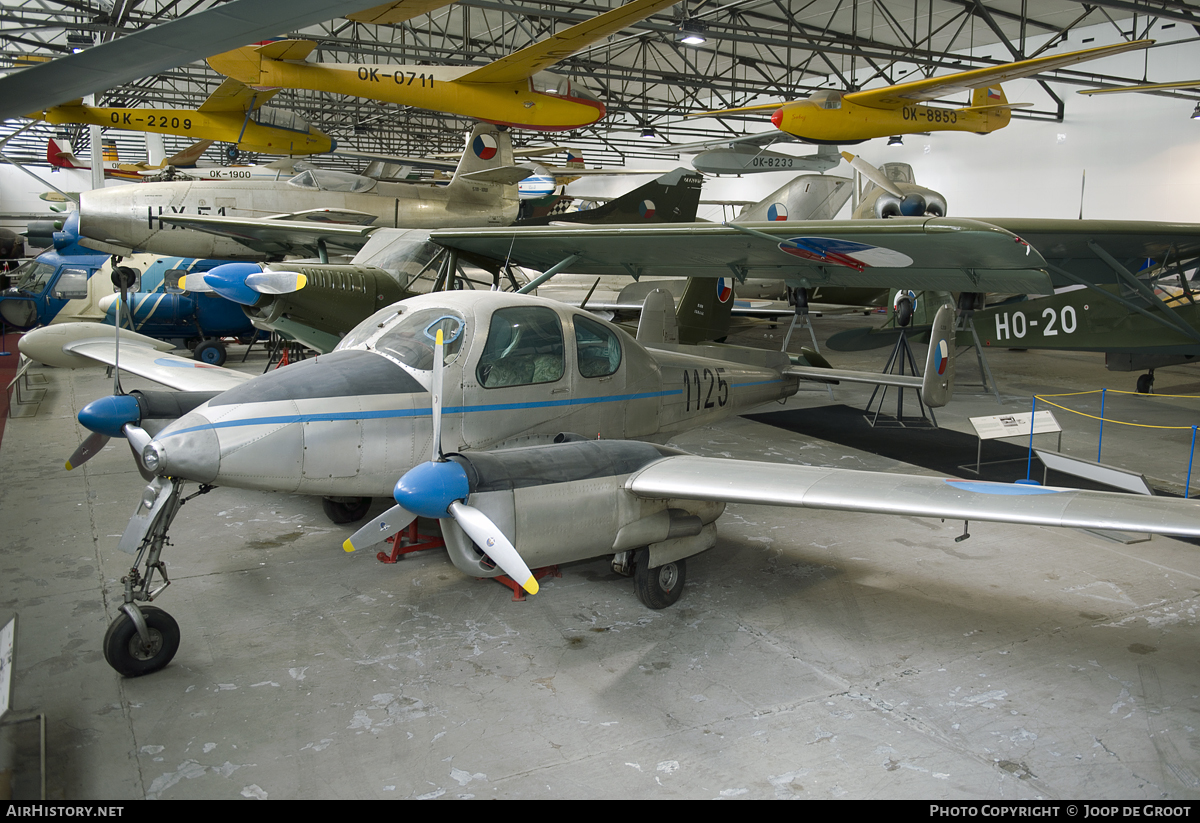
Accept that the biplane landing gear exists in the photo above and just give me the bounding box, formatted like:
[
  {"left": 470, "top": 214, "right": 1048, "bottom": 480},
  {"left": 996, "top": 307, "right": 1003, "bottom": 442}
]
[
  {"left": 1137, "top": 370, "right": 1155, "bottom": 394},
  {"left": 633, "top": 548, "right": 686, "bottom": 609},
  {"left": 103, "top": 477, "right": 202, "bottom": 676}
]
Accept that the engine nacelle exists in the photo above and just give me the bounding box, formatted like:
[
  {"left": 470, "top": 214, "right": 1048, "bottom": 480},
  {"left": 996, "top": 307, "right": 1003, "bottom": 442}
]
[{"left": 438, "top": 440, "right": 725, "bottom": 579}]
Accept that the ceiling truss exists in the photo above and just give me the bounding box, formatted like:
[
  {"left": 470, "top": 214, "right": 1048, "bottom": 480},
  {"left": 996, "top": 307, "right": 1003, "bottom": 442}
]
[{"left": 0, "top": 0, "right": 1194, "bottom": 169}]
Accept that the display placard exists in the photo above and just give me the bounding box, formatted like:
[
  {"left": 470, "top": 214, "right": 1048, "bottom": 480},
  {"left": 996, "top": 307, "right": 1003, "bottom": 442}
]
[{"left": 0, "top": 613, "right": 15, "bottom": 721}]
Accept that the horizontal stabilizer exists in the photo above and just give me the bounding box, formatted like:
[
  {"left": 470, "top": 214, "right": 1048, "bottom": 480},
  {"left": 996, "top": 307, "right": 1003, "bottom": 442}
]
[{"left": 459, "top": 166, "right": 534, "bottom": 185}]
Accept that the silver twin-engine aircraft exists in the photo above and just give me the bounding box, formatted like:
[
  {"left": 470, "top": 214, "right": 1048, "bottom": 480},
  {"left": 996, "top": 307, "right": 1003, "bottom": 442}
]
[{"left": 21, "top": 289, "right": 1200, "bottom": 678}]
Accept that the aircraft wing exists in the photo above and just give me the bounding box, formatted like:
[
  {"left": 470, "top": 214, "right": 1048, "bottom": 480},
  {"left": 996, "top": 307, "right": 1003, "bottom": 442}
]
[
  {"left": 156, "top": 213, "right": 379, "bottom": 257},
  {"left": 458, "top": 0, "right": 681, "bottom": 84},
  {"left": 431, "top": 217, "right": 1054, "bottom": 293},
  {"left": 198, "top": 78, "right": 279, "bottom": 113},
  {"left": 20, "top": 323, "right": 251, "bottom": 392},
  {"left": 978, "top": 217, "right": 1200, "bottom": 286},
  {"left": 1079, "top": 80, "right": 1200, "bottom": 95},
  {"left": 346, "top": 0, "right": 457, "bottom": 25},
  {"left": 654, "top": 131, "right": 802, "bottom": 153},
  {"left": 627, "top": 456, "right": 1200, "bottom": 537},
  {"left": 845, "top": 40, "right": 1152, "bottom": 109}
]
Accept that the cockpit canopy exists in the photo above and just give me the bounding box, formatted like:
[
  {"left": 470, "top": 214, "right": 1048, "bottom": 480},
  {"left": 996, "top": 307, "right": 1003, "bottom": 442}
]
[
  {"left": 253, "top": 108, "right": 314, "bottom": 134},
  {"left": 530, "top": 72, "right": 602, "bottom": 103},
  {"left": 287, "top": 168, "right": 378, "bottom": 193},
  {"left": 336, "top": 305, "right": 465, "bottom": 371}
]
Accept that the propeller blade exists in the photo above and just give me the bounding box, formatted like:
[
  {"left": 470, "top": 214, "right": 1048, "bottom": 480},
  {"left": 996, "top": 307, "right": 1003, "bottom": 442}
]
[
  {"left": 449, "top": 500, "right": 538, "bottom": 595},
  {"left": 65, "top": 431, "right": 109, "bottom": 470},
  {"left": 245, "top": 270, "right": 307, "bottom": 295},
  {"left": 431, "top": 328, "right": 444, "bottom": 462},
  {"left": 840, "top": 151, "right": 904, "bottom": 199},
  {"left": 181, "top": 273, "right": 215, "bottom": 293},
  {"left": 343, "top": 504, "right": 417, "bottom": 553}
]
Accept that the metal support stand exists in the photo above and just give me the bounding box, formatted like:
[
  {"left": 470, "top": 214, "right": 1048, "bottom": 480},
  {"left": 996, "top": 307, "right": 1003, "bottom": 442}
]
[
  {"left": 6, "top": 357, "right": 45, "bottom": 418},
  {"left": 378, "top": 521, "right": 445, "bottom": 564},
  {"left": 782, "top": 287, "right": 833, "bottom": 400},
  {"left": 954, "top": 312, "right": 1001, "bottom": 403},
  {"left": 863, "top": 329, "right": 936, "bottom": 428},
  {"left": 491, "top": 566, "right": 561, "bottom": 602}
]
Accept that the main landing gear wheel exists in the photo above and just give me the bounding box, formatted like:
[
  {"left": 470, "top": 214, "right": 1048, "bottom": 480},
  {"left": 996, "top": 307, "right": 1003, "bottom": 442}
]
[
  {"left": 633, "top": 548, "right": 686, "bottom": 609},
  {"left": 322, "top": 496, "right": 372, "bottom": 524},
  {"left": 193, "top": 339, "right": 227, "bottom": 366},
  {"left": 103, "top": 605, "right": 180, "bottom": 677},
  {"left": 1137, "top": 372, "right": 1155, "bottom": 394}
]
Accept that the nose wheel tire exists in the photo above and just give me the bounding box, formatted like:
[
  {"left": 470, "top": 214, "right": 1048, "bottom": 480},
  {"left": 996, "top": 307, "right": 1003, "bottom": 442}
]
[
  {"left": 103, "top": 606, "right": 180, "bottom": 677},
  {"left": 633, "top": 548, "right": 686, "bottom": 609},
  {"left": 321, "top": 496, "right": 373, "bottom": 524}
]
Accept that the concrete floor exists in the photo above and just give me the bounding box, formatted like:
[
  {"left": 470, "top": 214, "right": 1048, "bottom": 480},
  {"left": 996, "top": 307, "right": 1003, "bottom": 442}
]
[{"left": 2, "top": 315, "right": 1199, "bottom": 800}]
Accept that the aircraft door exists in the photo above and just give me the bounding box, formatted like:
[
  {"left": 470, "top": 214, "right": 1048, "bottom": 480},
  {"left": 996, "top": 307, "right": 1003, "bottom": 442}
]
[
  {"left": 460, "top": 305, "right": 575, "bottom": 449},
  {"left": 567, "top": 312, "right": 627, "bottom": 439}
]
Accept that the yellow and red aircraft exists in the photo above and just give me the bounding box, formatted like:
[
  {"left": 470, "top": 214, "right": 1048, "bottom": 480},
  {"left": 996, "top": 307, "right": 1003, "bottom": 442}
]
[
  {"left": 207, "top": 0, "right": 681, "bottom": 132},
  {"left": 689, "top": 39, "right": 1152, "bottom": 144},
  {"left": 31, "top": 78, "right": 335, "bottom": 156}
]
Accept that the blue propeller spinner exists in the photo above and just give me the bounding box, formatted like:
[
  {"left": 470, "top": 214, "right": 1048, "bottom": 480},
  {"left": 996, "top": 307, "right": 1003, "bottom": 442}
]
[{"left": 341, "top": 330, "right": 539, "bottom": 595}]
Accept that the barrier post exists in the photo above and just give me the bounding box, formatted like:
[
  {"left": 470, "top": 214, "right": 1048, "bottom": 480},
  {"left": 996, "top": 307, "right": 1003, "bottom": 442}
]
[
  {"left": 1027, "top": 396, "right": 1036, "bottom": 481},
  {"left": 1098, "top": 388, "right": 1106, "bottom": 462},
  {"left": 1187, "top": 426, "right": 1197, "bottom": 499}
]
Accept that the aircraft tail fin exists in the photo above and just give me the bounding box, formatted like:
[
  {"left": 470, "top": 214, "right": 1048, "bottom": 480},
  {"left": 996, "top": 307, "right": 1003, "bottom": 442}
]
[
  {"left": 164, "top": 140, "right": 214, "bottom": 168},
  {"left": 735, "top": 171, "right": 853, "bottom": 222},
  {"left": 636, "top": 289, "right": 679, "bottom": 347},
  {"left": 921, "top": 303, "right": 956, "bottom": 408},
  {"left": 518, "top": 167, "right": 703, "bottom": 226},
  {"left": 46, "top": 138, "right": 80, "bottom": 169},
  {"left": 675, "top": 277, "right": 735, "bottom": 345},
  {"left": 967, "top": 85, "right": 1014, "bottom": 131}
]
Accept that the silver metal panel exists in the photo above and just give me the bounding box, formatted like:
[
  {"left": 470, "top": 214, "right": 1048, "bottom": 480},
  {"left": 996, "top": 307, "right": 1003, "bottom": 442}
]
[{"left": 627, "top": 456, "right": 1200, "bottom": 537}]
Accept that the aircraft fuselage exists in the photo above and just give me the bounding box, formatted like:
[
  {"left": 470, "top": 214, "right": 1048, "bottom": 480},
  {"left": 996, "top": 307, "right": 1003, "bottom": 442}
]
[
  {"left": 77, "top": 176, "right": 518, "bottom": 260},
  {"left": 773, "top": 98, "right": 1010, "bottom": 143},
  {"left": 144, "top": 292, "right": 798, "bottom": 497}
]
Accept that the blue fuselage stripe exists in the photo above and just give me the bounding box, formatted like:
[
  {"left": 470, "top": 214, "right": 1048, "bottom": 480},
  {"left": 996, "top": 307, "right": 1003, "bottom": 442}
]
[{"left": 162, "top": 377, "right": 784, "bottom": 438}]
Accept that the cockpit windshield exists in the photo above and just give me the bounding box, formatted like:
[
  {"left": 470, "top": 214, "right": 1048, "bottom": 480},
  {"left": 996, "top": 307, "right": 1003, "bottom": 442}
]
[
  {"left": 8, "top": 259, "right": 56, "bottom": 294},
  {"left": 530, "top": 72, "right": 602, "bottom": 103},
  {"left": 288, "top": 169, "right": 377, "bottom": 193},
  {"left": 336, "top": 305, "right": 466, "bottom": 371},
  {"left": 253, "top": 108, "right": 312, "bottom": 133}
]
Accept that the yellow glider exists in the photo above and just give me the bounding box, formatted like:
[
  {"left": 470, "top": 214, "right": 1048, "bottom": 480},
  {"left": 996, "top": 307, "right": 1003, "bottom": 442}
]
[
  {"left": 32, "top": 76, "right": 335, "bottom": 156},
  {"left": 692, "top": 40, "right": 1152, "bottom": 144},
  {"left": 207, "top": 0, "right": 682, "bottom": 132}
]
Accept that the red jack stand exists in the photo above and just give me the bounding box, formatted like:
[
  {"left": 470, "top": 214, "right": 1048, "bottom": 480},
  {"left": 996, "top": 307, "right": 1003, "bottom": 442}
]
[
  {"left": 378, "top": 521, "right": 445, "bottom": 564},
  {"left": 492, "top": 566, "right": 561, "bottom": 601}
]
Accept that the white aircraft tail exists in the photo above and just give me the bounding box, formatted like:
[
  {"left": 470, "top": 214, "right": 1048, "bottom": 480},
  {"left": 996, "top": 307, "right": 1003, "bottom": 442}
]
[
  {"left": 446, "top": 125, "right": 524, "bottom": 219},
  {"left": 921, "top": 303, "right": 956, "bottom": 408},
  {"left": 635, "top": 289, "right": 679, "bottom": 346},
  {"left": 735, "top": 173, "right": 853, "bottom": 222}
]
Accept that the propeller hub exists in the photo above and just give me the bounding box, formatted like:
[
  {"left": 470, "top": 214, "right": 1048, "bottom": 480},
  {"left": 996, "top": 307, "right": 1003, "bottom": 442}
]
[
  {"left": 899, "top": 194, "right": 927, "bottom": 216},
  {"left": 393, "top": 459, "right": 470, "bottom": 520},
  {"left": 79, "top": 394, "right": 141, "bottom": 438},
  {"left": 202, "top": 263, "right": 266, "bottom": 306}
]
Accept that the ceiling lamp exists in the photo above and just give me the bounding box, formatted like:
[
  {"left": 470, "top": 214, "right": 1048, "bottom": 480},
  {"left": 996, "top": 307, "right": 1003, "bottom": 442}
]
[
  {"left": 1192, "top": 103, "right": 1200, "bottom": 120},
  {"left": 887, "top": 135, "right": 904, "bottom": 147},
  {"left": 676, "top": 21, "right": 706, "bottom": 45},
  {"left": 641, "top": 127, "right": 656, "bottom": 138}
]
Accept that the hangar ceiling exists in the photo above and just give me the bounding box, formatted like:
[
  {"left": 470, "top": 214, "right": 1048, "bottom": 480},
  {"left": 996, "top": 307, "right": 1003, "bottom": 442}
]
[{"left": 0, "top": 0, "right": 1193, "bottom": 169}]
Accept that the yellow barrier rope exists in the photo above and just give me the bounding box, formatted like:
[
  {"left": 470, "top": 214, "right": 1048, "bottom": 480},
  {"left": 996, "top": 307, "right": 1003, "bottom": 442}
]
[{"left": 1033, "top": 389, "right": 1200, "bottom": 430}]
